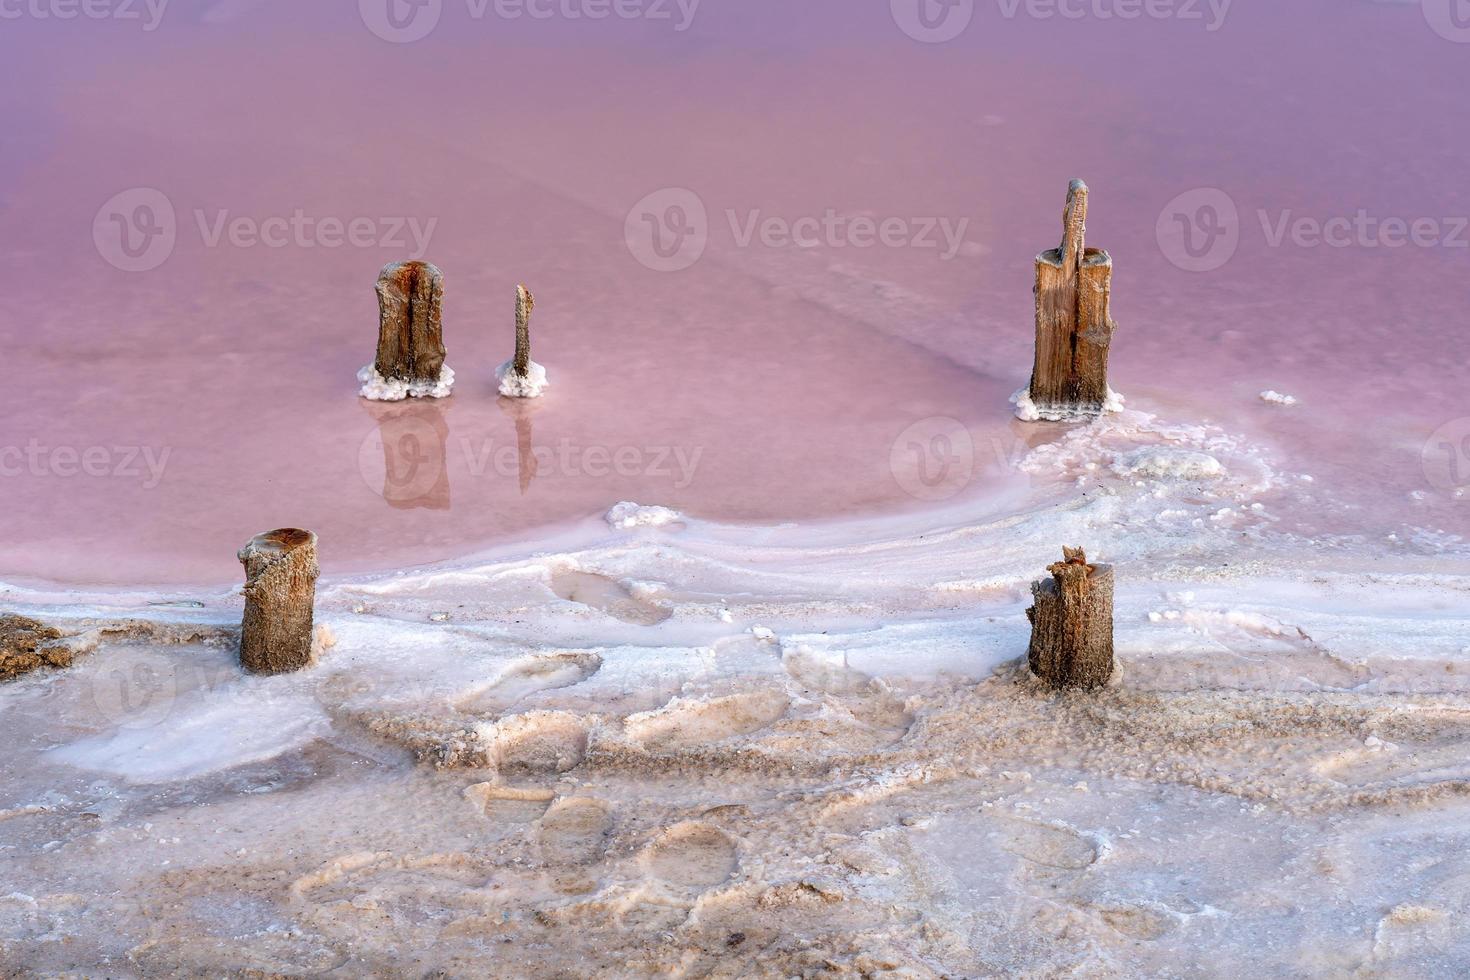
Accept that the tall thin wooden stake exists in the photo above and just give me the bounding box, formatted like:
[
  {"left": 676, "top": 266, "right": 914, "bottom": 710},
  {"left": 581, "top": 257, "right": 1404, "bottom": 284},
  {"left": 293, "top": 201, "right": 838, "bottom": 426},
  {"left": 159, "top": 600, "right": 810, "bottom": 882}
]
[
  {"left": 514, "top": 284, "right": 535, "bottom": 378},
  {"left": 1026, "top": 546, "right": 1114, "bottom": 690},
  {"left": 1028, "top": 180, "right": 1118, "bottom": 419},
  {"left": 239, "top": 529, "right": 319, "bottom": 675}
]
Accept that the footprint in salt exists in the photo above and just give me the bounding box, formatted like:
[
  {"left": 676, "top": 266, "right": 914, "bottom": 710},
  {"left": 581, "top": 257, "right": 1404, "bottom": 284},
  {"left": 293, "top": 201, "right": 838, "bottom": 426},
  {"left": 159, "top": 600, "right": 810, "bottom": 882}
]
[
  {"left": 456, "top": 651, "right": 602, "bottom": 716},
  {"left": 624, "top": 690, "right": 791, "bottom": 752},
  {"left": 992, "top": 818, "right": 1100, "bottom": 871},
  {"left": 782, "top": 646, "right": 913, "bottom": 735},
  {"left": 537, "top": 797, "right": 612, "bottom": 866},
  {"left": 641, "top": 823, "right": 739, "bottom": 892},
  {"left": 549, "top": 569, "right": 672, "bottom": 626}
]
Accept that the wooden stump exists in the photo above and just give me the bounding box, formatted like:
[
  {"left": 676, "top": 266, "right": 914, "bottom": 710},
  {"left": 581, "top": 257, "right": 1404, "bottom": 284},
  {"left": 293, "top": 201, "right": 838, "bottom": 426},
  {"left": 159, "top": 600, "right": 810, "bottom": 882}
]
[
  {"left": 1028, "top": 180, "right": 1118, "bottom": 420},
  {"left": 374, "top": 260, "right": 446, "bottom": 385},
  {"left": 1026, "top": 547, "right": 1114, "bottom": 690},
  {"left": 238, "top": 529, "right": 319, "bottom": 675}
]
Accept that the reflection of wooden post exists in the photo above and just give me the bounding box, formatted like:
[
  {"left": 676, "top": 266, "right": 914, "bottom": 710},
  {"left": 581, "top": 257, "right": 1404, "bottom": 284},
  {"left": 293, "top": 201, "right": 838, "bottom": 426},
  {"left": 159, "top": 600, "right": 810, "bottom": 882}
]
[
  {"left": 239, "top": 529, "right": 319, "bottom": 675},
  {"left": 1026, "top": 547, "right": 1114, "bottom": 690},
  {"left": 365, "top": 401, "right": 451, "bottom": 510},
  {"left": 498, "top": 397, "right": 540, "bottom": 495},
  {"left": 375, "top": 261, "right": 446, "bottom": 385},
  {"left": 1029, "top": 180, "right": 1117, "bottom": 419}
]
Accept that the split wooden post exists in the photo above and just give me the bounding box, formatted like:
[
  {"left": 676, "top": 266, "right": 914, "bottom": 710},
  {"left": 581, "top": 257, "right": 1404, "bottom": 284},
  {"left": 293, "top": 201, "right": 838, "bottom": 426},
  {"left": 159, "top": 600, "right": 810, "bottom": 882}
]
[
  {"left": 238, "top": 529, "right": 319, "bottom": 675},
  {"left": 1028, "top": 180, "right": 1118, "bottom": 419},
  {"left": 374, "top": 260, "right": 447, "bottom": 387},
  {"left": 1026, "top": 546, "right": 1114, "bottom": 690},
  {"left": 514, "top": 284, "right": 535, "bottom": 378}
]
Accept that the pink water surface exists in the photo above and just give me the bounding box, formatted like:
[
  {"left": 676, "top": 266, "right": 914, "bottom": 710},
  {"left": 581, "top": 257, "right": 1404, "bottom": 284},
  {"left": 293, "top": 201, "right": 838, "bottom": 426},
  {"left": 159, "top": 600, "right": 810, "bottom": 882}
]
[{"left": 1, "top": 0, "right": 1466, "bottom": 586}]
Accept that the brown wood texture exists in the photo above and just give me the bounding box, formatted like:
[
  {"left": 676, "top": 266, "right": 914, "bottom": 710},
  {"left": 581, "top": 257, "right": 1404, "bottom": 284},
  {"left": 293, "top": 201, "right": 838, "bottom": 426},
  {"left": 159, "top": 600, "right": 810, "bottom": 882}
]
[
  {"left": 1026, "top": 547, "right": 1115, "bottom": 690},
  {"left": 374, "top": 261, "right": 447, "bottom": 383},
  {"left": 238, "top": 528, "right": 319, "bottom": 675}
]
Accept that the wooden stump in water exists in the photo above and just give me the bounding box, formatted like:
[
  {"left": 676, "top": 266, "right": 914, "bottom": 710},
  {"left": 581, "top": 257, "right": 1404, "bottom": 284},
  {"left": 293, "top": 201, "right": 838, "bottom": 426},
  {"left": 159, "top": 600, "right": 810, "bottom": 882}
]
[
  {"left": 1028, "top": 180, "right": 1118, "bottom": 420},
  {"left": 238, "top": 529, "right": 319, "bottom": 675},
  {"left": 1026, "top": 546, "right": 1114, "bottom": 690},
  {"left": 374, "top": 260, "right": 446, "bottom": 385}
]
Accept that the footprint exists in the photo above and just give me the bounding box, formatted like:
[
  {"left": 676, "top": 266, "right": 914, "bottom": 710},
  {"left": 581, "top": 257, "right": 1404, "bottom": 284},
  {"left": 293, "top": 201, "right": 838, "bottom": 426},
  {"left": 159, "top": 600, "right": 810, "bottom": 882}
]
[
  {"left": 641, "top": 823, "right": 738, "bottom": 891},
  {"left": 550, "top": 569, "right": 672, "bottom": 626},
  {"left": 624, "top": 690, "right": 790, "bottom": 752},
  {"left": 992, "top": 818, "right": 1098, "bottom": 870},
  {"left": 1318, "top": 737, "right": 1470, "bottom": 789},
  {"left": 537, "top": 798, "right": 612, "bottom": 866},
  {"left": 457, "top": 651, "right": 602, "bottom": 716},
  {"left": 783, "top": 646, "right": 913, "bottom": 734},
  {"left": 483, "top": 711, "right": 590, "bottom": 775}
]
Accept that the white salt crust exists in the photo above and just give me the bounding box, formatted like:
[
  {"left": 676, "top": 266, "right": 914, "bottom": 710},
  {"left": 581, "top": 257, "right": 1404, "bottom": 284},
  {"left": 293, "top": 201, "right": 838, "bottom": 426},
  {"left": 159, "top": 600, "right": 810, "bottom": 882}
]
[
  {"left": 357, "top": 364, "right": 455, "bottom": 401},
  {"left": 1260, "top": 390, "right": 1299, "bottom": 406},
  {"left": 1011, "top": 386, "right": 1126, "bottom": 422},
  {"left": 496, "top": 359, "right": 549, "bottom": 399},
  {"left": 606, "top": 502, "right": 683, "bottom": 530}
]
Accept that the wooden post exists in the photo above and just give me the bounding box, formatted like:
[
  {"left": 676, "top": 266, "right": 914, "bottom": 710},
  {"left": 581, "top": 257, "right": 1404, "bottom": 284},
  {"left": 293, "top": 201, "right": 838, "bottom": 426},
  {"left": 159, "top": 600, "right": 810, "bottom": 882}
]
[
  {"left": 238, "top": 529, "right": 319, "bottom": 675},
  {"left": 360, "top": 261, "right": 452, "bottom": 400},
  {"left": 1026, "top": 547, "right": 1114, "bottom": 690},
  {"left": 1028, "top": 180, "right": 1118, "bottom": 420},
  {"left": 497, "top": 284, "right": 549, "bottom": 398},
  {"left": 514, "top": 284, "right": 534, "bottom": 378}
]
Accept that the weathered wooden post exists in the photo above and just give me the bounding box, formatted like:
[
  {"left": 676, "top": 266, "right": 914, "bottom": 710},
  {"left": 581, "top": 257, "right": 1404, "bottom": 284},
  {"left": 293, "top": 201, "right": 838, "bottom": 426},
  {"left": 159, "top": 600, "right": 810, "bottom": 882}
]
[
  {"left": 239, "top": 529, "right": 319, "bottom": 674},
  {"left": 1023, "top": 180, "right": 1119, "bottom": 421},
  {"left": 497, "top": 284, "right": 549, "bottom": 398},
  {"left": 1026, "top": 547, "right": 1114, "bottom": 690},
  {"left": 359, "top": 260, "right": 454, "bottom": 400}
]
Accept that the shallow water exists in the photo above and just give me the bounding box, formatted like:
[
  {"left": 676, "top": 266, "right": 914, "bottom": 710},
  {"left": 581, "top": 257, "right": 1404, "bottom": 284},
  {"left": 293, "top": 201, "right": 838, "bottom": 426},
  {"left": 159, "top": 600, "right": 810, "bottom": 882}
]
[{"left": 2, "top": 1, "right": 1466, "bottom": 585}]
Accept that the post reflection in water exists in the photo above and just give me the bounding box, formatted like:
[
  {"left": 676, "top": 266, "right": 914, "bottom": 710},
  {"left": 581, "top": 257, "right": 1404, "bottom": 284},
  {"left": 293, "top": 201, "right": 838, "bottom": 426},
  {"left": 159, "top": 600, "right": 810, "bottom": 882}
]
[
  {"left": 359, "top": 399, "right": 452, "bottom": 511},
  {"left": 498, "top": 396, "right": 542, "bottom": 496}
]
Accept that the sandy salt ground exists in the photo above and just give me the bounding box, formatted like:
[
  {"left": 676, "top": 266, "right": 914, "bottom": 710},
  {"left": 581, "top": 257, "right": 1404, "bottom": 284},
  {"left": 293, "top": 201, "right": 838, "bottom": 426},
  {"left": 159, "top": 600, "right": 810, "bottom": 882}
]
[{"left": 2, "top": 408, "right": 1470, "bottom": 977}]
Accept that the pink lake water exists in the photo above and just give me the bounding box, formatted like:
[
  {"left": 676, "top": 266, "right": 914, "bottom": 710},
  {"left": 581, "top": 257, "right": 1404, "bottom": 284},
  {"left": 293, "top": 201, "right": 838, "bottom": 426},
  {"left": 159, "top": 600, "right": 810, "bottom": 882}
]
[{"left": 1, "top": 0, "right": 1467, "bottom": 586}]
